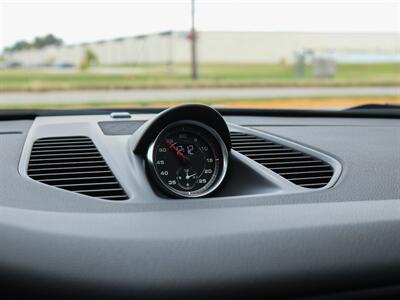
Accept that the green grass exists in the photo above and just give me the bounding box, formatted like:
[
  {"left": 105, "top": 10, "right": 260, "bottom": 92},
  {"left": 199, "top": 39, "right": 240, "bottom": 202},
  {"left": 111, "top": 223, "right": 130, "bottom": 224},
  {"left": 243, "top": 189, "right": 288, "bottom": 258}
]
[
  {"left": 0, "top": 63, "right": 399, "bottom": 91},
  {"left": 0, "top": 95, "right": 398, "bottom": 110}
]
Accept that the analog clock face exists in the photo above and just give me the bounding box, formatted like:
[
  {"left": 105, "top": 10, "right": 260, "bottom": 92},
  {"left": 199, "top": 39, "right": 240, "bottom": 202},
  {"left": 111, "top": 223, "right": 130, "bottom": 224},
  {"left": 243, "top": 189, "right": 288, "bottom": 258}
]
[{"left": 148, "top": 122, "right": 228, "bottom": 198}]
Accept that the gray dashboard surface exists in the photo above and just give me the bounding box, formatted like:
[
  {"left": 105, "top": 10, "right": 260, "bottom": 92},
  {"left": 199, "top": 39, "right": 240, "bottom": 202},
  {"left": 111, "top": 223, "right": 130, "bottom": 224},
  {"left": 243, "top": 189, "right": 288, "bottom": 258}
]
[
  {"left": 99, "top": 120, "right": 146, "bottom": 135},
  {"left": 1, "top": 116, "right": 399, "bottom": 211},
  {"left": 1, "top": 115, "right": 400, "bottom": 298}
]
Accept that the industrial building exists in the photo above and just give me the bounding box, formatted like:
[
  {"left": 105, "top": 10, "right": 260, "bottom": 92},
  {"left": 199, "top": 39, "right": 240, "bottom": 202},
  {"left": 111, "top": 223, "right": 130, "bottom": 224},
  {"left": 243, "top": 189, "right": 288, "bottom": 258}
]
[{"left": 5, "top": 31, "right": 400, "bottom": 66}]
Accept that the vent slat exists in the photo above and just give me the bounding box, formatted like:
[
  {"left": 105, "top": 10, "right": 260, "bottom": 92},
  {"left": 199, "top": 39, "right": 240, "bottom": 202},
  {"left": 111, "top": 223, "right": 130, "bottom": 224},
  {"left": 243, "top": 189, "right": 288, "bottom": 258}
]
[
  {"left": 28, "top": 165, "right": 110, "bottom": 173},
  {"left": 229, "top": 138, "right": 266, "bottom": 142},
  {"left": 74, "top": 188, "right": 125, "bottom": 193},
  {"left": 299, "top": 182, "right": 329, "bottom": 188},
  {"left": 78, "top": 191, "right": 126, "bottom": 198},
  {"left": 30, "top": 151, "right": 101, "bottom": 158},
  {"left": 31, "top": 147, "right": 97, "bottom": 153},
  {"left": 28, "top": 161, "right": 107, "bottom": 170},
  {"left": 33, "top": 141, "right": 95, "bottom": 147},
  {"left": 28, "top": 160, "right": 105, "bottom": 167},
  {"left": 28, "top": 136, "right": 128, "bottom": 200},
  {"left": 29, "top": 170, "right": 113, "bottom": 179},
  {"left": 261, "top": 160, "right": 323, "bottom": 167},
  {"left": 230, "top": 132, "right": 334, "bottom": 189},
  {"left": 279, "top": 170, "right": 334, "bottom": 177},
  {"left": 55, "top": 182, "right": 120, "bottom": 188},
  {"left": 258, "top": 156, "right": 313, "bottom": 162},
  {"left": 269, "top": 165, "right": 331, "bottom": 172},
  {"left": 241, "top": 152, "right": 303, "bottom": 158},
  {"left": 236, "top": 149, "right": 293, "bottom": 154},
  {"left": 230, "top": 141, "right": 274, "bottom": 146},
  {"left": 233, "top": 145, "right": 285, "bottom": 150},
  {"left": 37, "top": 176, "right": 117, "bottom": 184},
  {"left": 35, "top": 137, "right": 91, "bottom": 142},
  {"left": 289, "top": 176, "right": 332, "bottom": 182},
  {"left": 29, "top": 155, "right": 104, "bottom": 162},
  {"left": 102, "top": 195, "right": 130, "bottom": 200}
]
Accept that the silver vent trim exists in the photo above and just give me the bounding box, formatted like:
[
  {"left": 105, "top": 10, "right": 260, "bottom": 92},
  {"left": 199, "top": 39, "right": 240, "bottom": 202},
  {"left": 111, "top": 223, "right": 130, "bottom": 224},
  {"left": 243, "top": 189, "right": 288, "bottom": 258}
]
[
  {"left": 28, "top": 136, "right": 128, "bottom": 200},
  {"left": 230, "top": 131, "right": 336, "bottom": 189}
]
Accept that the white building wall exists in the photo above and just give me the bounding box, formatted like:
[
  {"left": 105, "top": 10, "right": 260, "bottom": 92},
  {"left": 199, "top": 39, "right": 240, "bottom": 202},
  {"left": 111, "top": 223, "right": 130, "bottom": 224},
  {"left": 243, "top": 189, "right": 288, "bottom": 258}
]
[
  {"left": 170, "top": 32, "right": 191, "bottom": 63},
  {"left": 196, "top": 32, "right": 400, "bottom": 63},
  {"left": 5, "top": 31, "right": 400, "bottom": 66}
]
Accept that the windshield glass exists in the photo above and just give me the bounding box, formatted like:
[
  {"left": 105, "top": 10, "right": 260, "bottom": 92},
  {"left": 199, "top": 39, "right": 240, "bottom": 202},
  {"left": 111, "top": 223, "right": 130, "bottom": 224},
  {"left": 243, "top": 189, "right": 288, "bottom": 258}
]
[{"left": 0, "top": 0, "right": 399, "bottom": 110}]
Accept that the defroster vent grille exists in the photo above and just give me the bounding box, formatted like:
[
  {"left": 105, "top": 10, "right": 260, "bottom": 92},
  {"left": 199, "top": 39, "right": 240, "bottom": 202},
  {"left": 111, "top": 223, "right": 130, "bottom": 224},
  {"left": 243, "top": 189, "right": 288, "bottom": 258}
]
[
  {"left": 28, "top": 136, "right": 128, "bottom": 200},
  {"left": 230, "top": 132, "right": 334, "bottom": 189}
]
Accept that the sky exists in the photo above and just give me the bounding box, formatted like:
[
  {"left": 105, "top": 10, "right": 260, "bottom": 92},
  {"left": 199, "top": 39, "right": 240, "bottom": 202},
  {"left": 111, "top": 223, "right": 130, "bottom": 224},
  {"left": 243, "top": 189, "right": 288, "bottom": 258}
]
[{"left": 0, "top": 0, "right": 399, "bottom": 51}]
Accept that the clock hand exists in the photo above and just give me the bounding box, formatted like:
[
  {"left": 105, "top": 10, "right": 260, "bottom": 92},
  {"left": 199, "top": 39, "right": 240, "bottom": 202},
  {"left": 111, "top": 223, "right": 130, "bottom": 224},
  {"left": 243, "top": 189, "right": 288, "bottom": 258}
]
[
  {"left": 165, "top": 140, "right": 188, "bottom": 161},
  {"left": 185, "top": 170, "right": 197, "bottom": 180}
]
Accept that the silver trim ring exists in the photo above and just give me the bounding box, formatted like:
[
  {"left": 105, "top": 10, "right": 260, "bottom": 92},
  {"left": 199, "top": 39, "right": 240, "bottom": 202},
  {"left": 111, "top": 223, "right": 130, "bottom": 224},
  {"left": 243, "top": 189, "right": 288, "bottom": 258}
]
[{"left": 146, "top": 120, "right": 229, "bottom": 198}]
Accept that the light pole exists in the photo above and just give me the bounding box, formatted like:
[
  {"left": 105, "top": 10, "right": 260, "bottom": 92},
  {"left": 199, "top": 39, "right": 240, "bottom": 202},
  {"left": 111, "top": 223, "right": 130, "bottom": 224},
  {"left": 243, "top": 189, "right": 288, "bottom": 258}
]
[{"left": 191, "top": 0, "right": 198, "bottom": 80}]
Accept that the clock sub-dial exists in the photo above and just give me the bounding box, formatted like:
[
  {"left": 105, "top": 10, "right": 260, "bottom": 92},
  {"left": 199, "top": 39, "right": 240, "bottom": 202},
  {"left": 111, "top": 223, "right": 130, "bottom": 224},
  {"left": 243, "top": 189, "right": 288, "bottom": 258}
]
[
  {"left": 148, "top": 121, "right": 228, "bottom": 198},
  {"left": 176, "top": 167, "right": 198, "bottom": 190}
]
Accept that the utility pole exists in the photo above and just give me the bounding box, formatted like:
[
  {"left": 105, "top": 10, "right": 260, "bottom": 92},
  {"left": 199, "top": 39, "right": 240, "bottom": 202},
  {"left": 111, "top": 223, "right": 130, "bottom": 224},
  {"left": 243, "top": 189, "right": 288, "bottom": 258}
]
[{"left": 190, "top": 0, "right": 198, "bottom": 80}]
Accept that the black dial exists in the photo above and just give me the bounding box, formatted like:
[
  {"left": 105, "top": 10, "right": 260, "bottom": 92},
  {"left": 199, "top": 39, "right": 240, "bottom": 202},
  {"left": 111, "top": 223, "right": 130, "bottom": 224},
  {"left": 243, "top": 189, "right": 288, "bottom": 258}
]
[{"left": 148, "top": 121, "right": 228, "bottom": 198}]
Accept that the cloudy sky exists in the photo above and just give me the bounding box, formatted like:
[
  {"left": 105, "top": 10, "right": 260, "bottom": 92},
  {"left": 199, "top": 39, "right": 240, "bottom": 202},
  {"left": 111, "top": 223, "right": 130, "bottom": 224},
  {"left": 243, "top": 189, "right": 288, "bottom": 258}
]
[{"left": 0, "top": 0, "right": 399, "bottom": 51}]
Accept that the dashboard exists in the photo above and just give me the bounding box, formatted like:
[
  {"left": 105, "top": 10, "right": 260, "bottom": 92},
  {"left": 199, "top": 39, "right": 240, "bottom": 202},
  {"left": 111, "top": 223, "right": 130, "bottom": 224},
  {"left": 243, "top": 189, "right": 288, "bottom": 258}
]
[{"left": 1, "top": 105, "right": 400, "bottom": 299}]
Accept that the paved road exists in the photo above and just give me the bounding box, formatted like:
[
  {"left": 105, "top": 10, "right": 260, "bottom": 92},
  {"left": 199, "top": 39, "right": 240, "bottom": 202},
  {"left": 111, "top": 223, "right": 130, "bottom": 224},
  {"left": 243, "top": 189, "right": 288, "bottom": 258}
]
[{"left": 0, "top": 86, "right": 398, "bottom": 104}]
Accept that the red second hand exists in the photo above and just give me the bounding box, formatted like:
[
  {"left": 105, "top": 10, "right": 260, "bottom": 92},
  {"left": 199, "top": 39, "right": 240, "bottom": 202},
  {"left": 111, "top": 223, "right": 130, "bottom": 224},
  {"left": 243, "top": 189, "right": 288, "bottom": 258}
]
[{"left": 166, "top": 139, "right": 188, "bottom": 161}]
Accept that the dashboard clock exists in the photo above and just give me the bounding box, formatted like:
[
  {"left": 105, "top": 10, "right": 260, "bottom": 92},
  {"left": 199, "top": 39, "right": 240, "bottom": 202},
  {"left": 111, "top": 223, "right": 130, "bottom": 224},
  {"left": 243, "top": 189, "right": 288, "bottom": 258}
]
[{"left": 147, "top": 121, "right": 228, "bottom": 198}]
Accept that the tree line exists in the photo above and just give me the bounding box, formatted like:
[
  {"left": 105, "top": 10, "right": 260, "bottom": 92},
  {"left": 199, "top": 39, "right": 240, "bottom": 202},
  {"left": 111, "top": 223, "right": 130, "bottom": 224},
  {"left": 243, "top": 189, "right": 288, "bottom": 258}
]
[{"left": 5, "top": 34, "right": 63, "bottom": 53}]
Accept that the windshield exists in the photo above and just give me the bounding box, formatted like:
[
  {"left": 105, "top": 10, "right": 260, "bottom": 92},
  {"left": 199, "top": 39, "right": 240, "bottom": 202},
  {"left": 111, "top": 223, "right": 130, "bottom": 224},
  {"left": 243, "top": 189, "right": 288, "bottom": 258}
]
[{"left": 0, "top": 0, "right": 399, "bottom": 110}]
